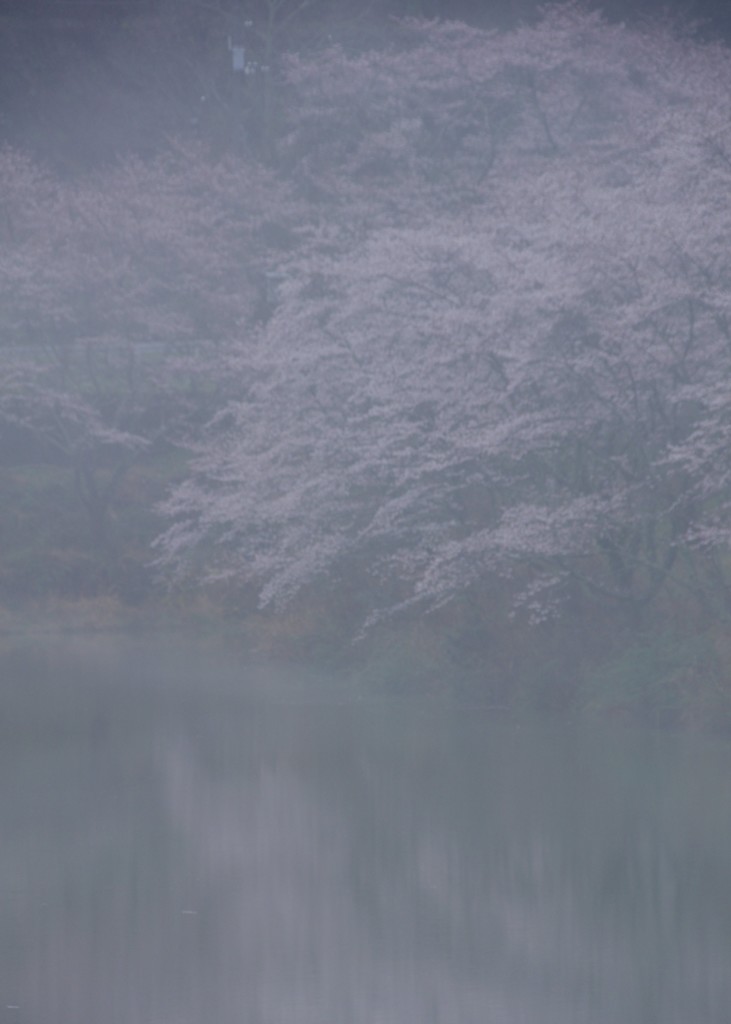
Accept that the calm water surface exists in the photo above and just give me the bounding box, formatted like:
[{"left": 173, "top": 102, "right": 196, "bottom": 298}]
[{"left": 1, "top": 634, "right": 730, "bottom": 1024}]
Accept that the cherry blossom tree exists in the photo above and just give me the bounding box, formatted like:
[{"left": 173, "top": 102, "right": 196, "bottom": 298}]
[
  {"left": 0, "top": 142, "right": 299, "bottom": 548},
  {"left": 154, "top": 4, "right": 731, "bottom": 628}
]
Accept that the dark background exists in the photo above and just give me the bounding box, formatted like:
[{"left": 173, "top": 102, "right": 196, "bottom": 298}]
[
  {"left": 0, "top": 0, "right": 728, "bottom": 28},
  {"left": 2, "top": 0, "right": 730, "bottom": 170}
]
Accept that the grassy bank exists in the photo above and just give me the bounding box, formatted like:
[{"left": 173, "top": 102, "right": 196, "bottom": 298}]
[
  {"left": 2, "top": 589, "right": 731, "bottom": 737},
  {"left": 2, "top": 458, "right": 731, "bottom": 734}
]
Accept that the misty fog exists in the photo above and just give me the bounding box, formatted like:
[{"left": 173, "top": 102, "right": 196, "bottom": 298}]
[
  {"left": 2, "top": 634, "right": 731, "bottom": 1023},
  {"left": 3, "top": 1, "right": 731, "bottom": 1021}
]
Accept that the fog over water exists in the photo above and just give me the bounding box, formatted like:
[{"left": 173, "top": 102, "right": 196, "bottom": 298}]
[
  {"left": 1, "top": 635, "right": 730, "bottom": 1024},
  {"left": 4, "top": 1, "right": 731, "bottom": 1020}
]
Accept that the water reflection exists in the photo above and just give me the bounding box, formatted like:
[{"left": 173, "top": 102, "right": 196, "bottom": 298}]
[{"left": 2, "top": 635, "right": 730, "bottom": 1023}]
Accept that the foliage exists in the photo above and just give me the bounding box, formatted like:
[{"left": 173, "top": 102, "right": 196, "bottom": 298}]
[
  {"left": 580, "top": 631, "right": 731, "bottom": 728},
  {"left": 3, "top": 0, "right": 731, "bottom": 728},
  {"left": 154, "top": 6, "right": 731, "bottom": 630},
  {"left": 0, "top": 141, "right": 299, "bottom": 546},
  {"left": 0, "top": 458, "right": 175, "bottom": 604}
]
